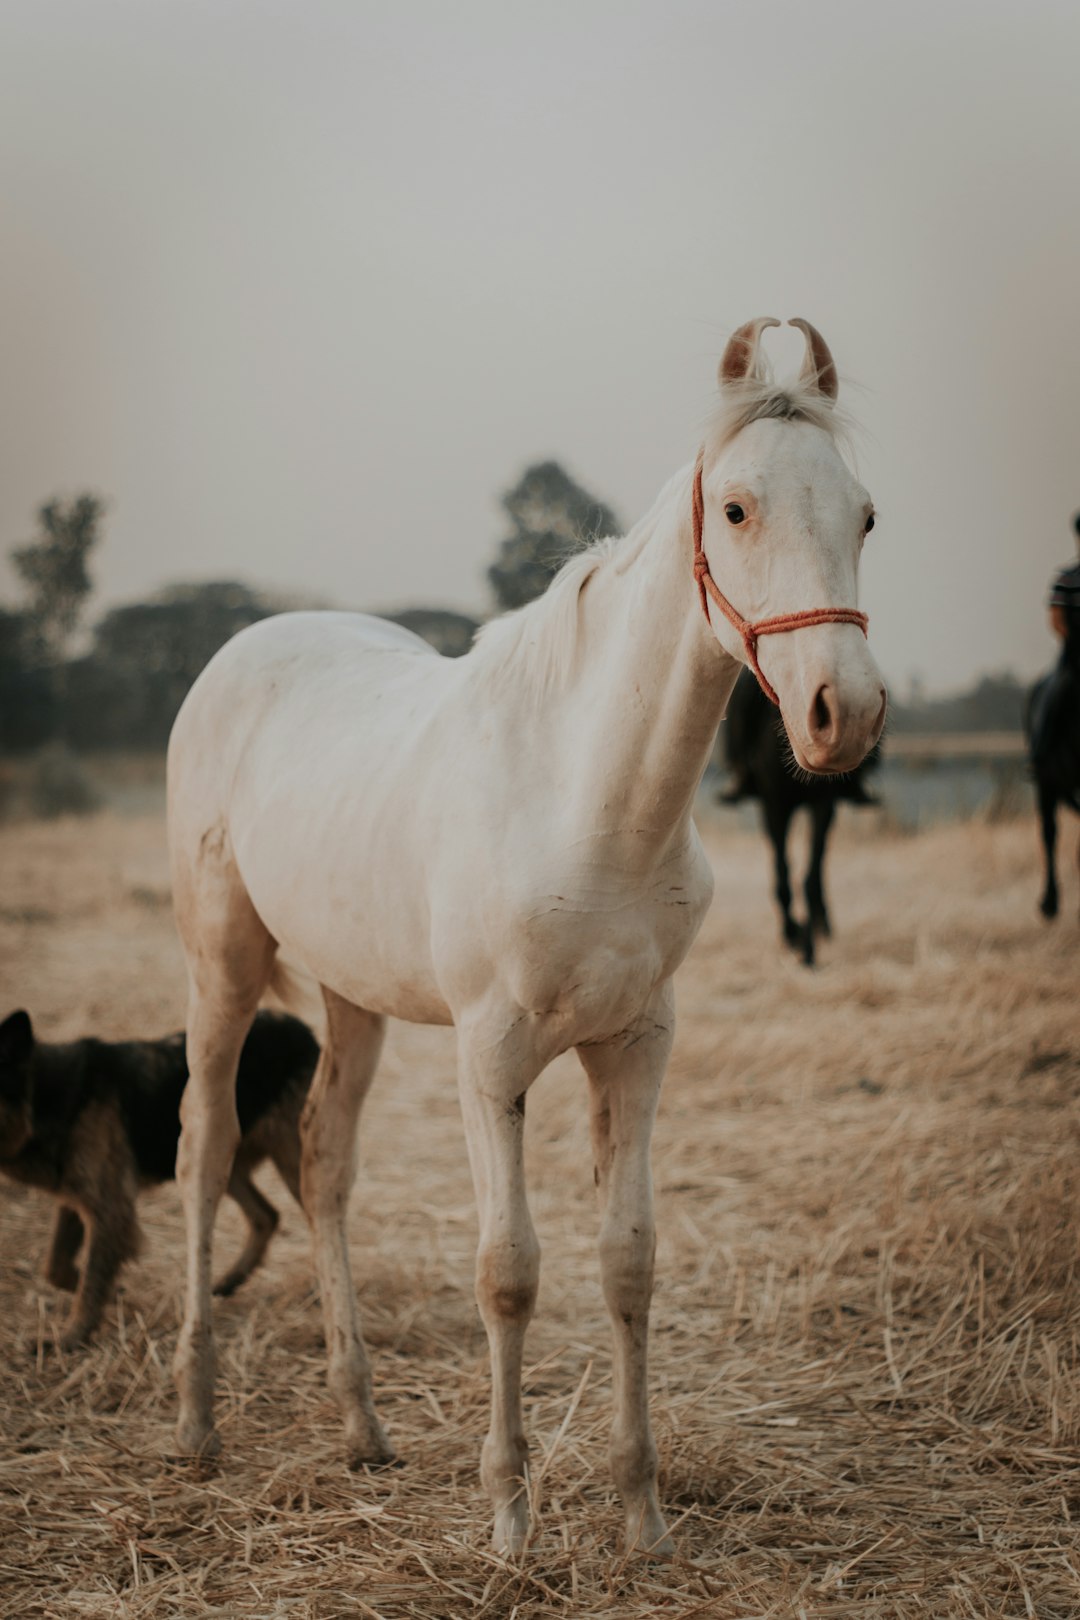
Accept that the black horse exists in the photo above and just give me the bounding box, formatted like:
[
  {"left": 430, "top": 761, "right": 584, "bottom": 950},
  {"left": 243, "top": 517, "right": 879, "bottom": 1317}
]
[
  {"left": 720, "top": 669, "right": 880, "bottom": 964},
  {"left": 1026, "top": 638, "right": 1080, "bottom": 920}
]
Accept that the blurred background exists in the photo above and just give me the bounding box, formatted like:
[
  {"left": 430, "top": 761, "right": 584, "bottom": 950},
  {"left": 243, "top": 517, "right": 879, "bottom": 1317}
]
[{"left": 1, "top": 0, "right": 1078, "bottom": 818}]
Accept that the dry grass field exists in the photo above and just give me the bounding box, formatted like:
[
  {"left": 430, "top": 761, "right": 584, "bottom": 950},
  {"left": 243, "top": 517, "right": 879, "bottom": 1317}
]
[{"left": 1, "top": 804, "right": 1078, "bottom": 1618}]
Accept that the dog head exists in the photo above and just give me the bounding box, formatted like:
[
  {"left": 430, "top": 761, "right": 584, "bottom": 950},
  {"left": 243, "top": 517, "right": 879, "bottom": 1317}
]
[{"left": 0, "top": 1010, "right": 35, "bottom": 1158}]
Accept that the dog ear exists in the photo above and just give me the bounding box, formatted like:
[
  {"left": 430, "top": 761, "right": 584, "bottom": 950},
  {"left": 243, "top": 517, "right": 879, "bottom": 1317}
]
[{"left": 0, "top": 1010, "right": 34, "bottom": 1067}]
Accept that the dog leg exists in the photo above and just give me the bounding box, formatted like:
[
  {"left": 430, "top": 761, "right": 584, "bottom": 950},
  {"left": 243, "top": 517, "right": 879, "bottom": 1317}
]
[
  {"left": 59, "top": 1200, "right": 139, "bottom": 1349},
  {"left": 53, "top": 1111, "right": 140, "bottom": 1349},
  {"left": 214, "top": 1162, "right": 279, "bottom": 1296},
  {"left": 267, "top": 1110, "right": 304, "bottom": 1209}
]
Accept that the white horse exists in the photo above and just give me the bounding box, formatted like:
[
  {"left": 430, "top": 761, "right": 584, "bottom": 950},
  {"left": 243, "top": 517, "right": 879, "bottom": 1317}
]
[{"left": 167, "top": 318, "right": 886, "bottom": 1557}]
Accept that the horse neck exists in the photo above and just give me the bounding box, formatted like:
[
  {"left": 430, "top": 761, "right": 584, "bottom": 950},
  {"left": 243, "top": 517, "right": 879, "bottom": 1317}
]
[{"left": 556, "top": 470, "right": 741, "bottom": 865}]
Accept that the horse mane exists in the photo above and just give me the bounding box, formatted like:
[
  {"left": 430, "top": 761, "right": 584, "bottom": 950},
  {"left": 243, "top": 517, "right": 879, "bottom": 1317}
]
[
  {"left": 469, "top": 535, "right": 627, "bottom": 707},
  {"left": 469, "top": 471, "right": 684, "bottom": 708}
]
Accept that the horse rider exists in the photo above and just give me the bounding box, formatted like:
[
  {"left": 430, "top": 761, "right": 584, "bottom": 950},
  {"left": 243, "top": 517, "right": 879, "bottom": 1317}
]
[{"left": 1048, "top": 515, "right": 1080, "bottom": 642}]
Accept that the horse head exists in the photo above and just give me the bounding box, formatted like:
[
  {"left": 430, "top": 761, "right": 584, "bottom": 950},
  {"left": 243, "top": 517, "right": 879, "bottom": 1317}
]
[{"left": 696, "top": 317, "right": 886, "bottom": 775}]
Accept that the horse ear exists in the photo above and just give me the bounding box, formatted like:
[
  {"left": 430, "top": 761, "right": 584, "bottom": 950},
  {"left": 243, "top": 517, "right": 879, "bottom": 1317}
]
[
  {"left": 788, "top": 318, "right": 839, "bottom": 401},
  {"left": 719, "top": 317, "right": 781, "bottom": 389}
]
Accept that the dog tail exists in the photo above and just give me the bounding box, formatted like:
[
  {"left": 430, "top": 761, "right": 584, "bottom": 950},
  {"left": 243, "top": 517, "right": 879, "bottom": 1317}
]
[{"left": 265, "top": 954, "right": 327, "bottom": 1040}]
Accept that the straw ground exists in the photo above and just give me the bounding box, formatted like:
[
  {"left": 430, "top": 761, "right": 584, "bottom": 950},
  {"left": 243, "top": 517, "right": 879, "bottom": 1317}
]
[{"left": 0, "top": 803, "right": 1077, "bottom": 1618}]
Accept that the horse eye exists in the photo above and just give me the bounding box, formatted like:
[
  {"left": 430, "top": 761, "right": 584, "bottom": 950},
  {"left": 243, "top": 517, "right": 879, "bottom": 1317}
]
[
  {"left": 864, "top": 512, "right": 875, "bottom": 533},
  {"left": 725, "top": 503, "right": 746, "bottom": 526}
]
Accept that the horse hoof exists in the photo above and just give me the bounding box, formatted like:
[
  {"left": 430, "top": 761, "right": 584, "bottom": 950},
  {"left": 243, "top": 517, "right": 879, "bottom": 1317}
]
[
  {"left": 349, "top": 1448, "right": 402, "bottom": 1472},
  {"left": 346, "top": 1425, "right": 398, "bottom": 1471},
  {"left": 175, "top": 1419, "right": 221, "bottom": 1460},
  {"left": 638, "top": 1532, "right": 676, "bottom": 1561},
  {"left": 25, "top": 1333, "right": 87, "bottom": 1361},
  {"left": 492, "top": 1500, "right": 530, "bottom": 1560},
  {"left": 625, "top": 1508, "right": 676, "bottom": 1560}
]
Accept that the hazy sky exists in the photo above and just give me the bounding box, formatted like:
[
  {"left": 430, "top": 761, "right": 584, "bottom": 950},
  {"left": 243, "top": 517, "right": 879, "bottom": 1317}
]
[{"left": 1, "top": 0, "right": 1078, "bottom": 692}]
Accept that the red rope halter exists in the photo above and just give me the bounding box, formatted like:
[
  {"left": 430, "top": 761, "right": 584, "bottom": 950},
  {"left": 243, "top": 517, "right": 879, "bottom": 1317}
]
[{"left": 691, "top": 450, "right": 869, "bottom": 707}]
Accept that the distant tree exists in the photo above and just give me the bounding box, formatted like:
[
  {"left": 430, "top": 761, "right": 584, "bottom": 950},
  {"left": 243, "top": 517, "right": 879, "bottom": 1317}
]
[
  {"left": 0, "top": 607, "right": 54, "bottom": 751},
  {"left": 1, "top": 495, "right": 104, "bottom": 750},
  {"left": 488, "top": 461, "right": 622, "bottom": 612},
  {"left": 386, "top": 608, "right": 479, "bottom": 657},
  {"left": 965, "top": 672, "right": 1027, "bottom": 730},
  {"left": 12, "top": 494, "right": 104, "bottom": 661},
  {"left": 70, "top": 581, "right": 279, "bottom": 749},
  {"left": 888, "top": 670, "right": 1026, "bottom": 734},
  {"left": 93, "top": 581, "right": 273, "bottom": 681}
]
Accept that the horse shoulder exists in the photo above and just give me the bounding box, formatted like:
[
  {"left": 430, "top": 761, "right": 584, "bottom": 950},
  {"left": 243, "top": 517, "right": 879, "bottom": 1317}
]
[{"left": 464, "top": 831, "right": 712, "bottom": 1019}]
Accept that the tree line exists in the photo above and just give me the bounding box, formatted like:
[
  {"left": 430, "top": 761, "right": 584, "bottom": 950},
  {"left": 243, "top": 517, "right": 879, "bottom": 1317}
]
[
  {"left": 0, "top": 464, "right": 1031, "bottom": 758},
  {"left": 0, "top": 463, "right": 620, "bottom": 754}
]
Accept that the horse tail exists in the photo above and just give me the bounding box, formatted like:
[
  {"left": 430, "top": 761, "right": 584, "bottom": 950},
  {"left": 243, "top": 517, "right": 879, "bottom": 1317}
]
[{"left": 266, "top": 955, "right": 327, "bottom": 1042}]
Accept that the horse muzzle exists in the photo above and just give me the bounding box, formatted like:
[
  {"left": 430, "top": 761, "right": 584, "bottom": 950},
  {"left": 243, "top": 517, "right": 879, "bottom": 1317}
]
[{"left": 774, "top": 633, "right": 887, "bottom": 775}]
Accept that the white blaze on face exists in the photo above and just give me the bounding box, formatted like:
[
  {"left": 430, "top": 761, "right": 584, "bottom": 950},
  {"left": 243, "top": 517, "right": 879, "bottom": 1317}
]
[{"left": 702, "top": 417, "right": 886, "bottom": 774}]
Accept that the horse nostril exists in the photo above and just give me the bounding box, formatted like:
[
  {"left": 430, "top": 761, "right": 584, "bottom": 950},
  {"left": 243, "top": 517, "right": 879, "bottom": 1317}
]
[
  {"left": 873, "top": 688, "right": 888, "bottom": 738},
  {"left": 811, "top": 685, "right": 835, "bottom": 741}
]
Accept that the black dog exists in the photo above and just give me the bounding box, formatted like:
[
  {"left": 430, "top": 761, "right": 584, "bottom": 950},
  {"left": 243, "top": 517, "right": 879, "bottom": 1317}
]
[{"left": 0, "top": 1008, "right": 318, "bottom": 1348}]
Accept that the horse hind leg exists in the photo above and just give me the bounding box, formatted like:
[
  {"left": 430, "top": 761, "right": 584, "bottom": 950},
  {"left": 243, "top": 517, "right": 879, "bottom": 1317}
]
[
  {"left": 1036, "top": 780, "right": 1059, "bottom": 919},
  {"left": 300, "top": 989, "right": 393, "bottom": 1467},
  {"left": 763, "top": 801, "right": 809, "bottom": 959},
  {"left": 804, "top": 799, "right": 836, "bottom": 951},
  {"left": 170, "top": 830, "right": 276, "bottom": 1456}
]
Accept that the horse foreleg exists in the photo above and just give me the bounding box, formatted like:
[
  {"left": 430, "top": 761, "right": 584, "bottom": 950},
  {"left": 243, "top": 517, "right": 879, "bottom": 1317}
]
[
  {"left": 578, "top": 988, "right": 674, "bottom": 1557},
  {"left": 300, "top": 991, "right": 393, "bottom": 1466},
  {"left": 1037, "top": 780, "right": 1059, "bottom": 919},
  {"left": 457, "top": 1025, "right": 543, "bottom": 1557},
  {"left": 805, "top": 799, "right": 835, "bottom": 944}
]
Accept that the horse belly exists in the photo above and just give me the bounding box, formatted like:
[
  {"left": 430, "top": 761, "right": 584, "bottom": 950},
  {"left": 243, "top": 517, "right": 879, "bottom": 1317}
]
[
  {"left": 295, "top": 936, "right": 453, "bottom": 1026},
  {"left": 245, "top": 848, "right": 454, "bottom": 1025},
  {"left": 225, "top": 695, "right": 457, "bottom": 1026}
]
